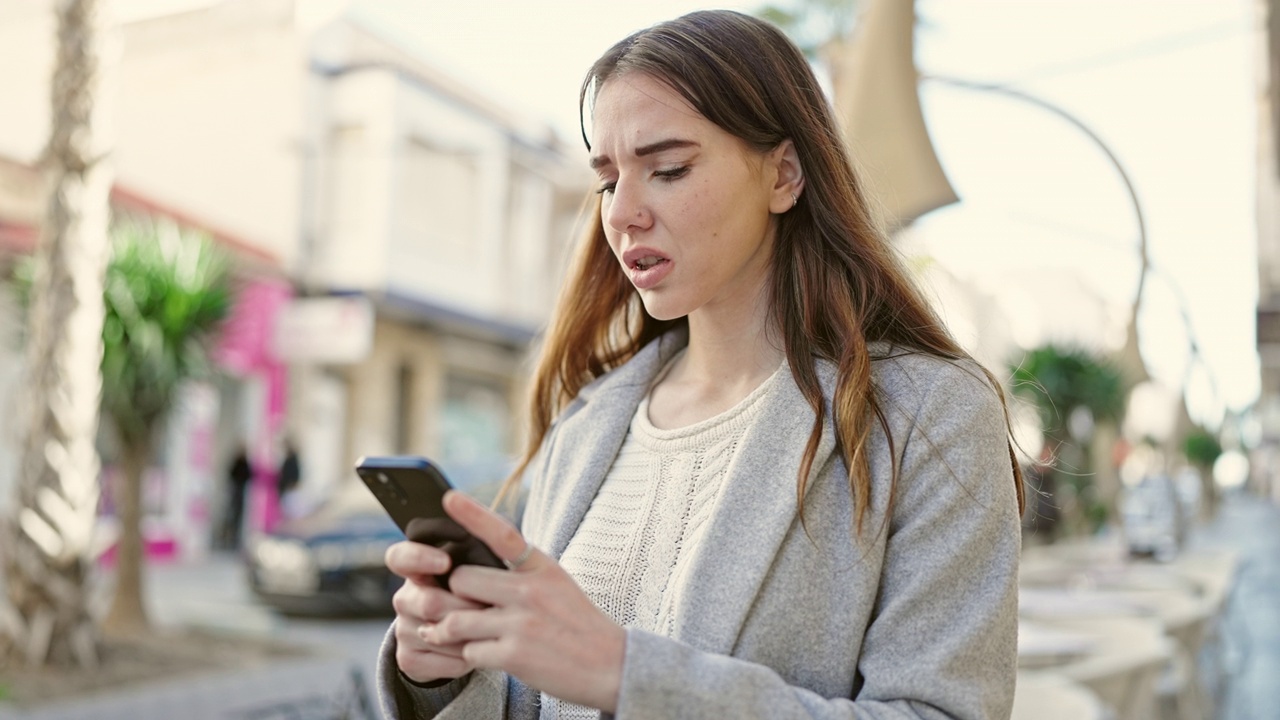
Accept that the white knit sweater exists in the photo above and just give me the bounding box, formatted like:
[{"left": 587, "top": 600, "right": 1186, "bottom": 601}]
[{"left": 543, "top": 363, "right": 783, "bottom": 720}]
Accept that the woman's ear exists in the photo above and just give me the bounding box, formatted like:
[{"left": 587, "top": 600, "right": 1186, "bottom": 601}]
[{"left": 769, "top": 139, "right": 805, "bottom": 214}]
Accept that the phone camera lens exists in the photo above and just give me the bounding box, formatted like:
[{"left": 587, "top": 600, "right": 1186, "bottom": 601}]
[{"left": 377, "top": 472, "right": 390, "bottom": 485}]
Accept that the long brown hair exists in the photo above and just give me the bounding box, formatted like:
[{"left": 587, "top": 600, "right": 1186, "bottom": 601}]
[{"left": 501, "top": 10, "right": 1025, "bottom": 529}]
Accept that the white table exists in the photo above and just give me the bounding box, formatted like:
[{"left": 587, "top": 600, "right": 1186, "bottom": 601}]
[
  {"left": 1012, "top": 671, "right": 1107, "bottom": 720},
  {"left": 1019, "top": 545, "right": 1238, "bottom": 720},
  {"left": 1018, "top": 612, "right": 1171, "bottom": 720}
]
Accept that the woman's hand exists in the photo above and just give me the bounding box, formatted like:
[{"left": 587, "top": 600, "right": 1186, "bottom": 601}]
[
  {"left": 423, "top": 491, "right": 627, "bottom": 714},
  {"left": 385, "top": 538, "right": 488, "bottom": 685}
]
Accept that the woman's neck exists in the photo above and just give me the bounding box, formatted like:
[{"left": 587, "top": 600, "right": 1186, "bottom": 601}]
[{"left": 647, "top": 289, "right": 783, "bottom": 430}]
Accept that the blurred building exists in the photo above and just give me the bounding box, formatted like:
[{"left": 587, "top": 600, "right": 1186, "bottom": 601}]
[
  {"left": 1257, "top": 0, "right": 1280, "bottom": 500},
  {"left": 0, "top": 0, "right": 588, "bottom": 557}
]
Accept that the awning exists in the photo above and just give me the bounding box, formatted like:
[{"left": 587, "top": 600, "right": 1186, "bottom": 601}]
[{"left": 828, "top": 0, "right": 958, "bottom": 231}]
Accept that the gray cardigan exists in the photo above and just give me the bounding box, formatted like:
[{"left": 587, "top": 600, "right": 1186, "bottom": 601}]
[{"left": 377, "top": 331, "right": 1021, "bottom": 719}]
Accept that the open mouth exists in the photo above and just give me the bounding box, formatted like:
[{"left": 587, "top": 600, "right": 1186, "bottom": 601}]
[
  {"left": 632, "top": 256, "right": 668, "bottom": 271},
  {"left": 622, "top": 249, "right": 674, "bottom": 290}
]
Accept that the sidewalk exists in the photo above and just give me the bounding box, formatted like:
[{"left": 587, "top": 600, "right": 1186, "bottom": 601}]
[
  {"left": 0, "top": 553, "right": 388, "bottom": 720},
  {"left": 1, "top": 657, "right": 376, "bottom": 720}
]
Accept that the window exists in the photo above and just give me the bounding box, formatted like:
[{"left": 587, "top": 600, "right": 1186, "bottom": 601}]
[
  {"left": 439, "top": 373, "right": 510, "bottom": 496},
  {"left": 399, "top": 138, "right": 478, "bottom": 251}
]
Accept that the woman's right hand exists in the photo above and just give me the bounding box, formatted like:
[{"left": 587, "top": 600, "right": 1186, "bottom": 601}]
[{"left": 386, "top": 540, "right": 489, "bottom": 684}]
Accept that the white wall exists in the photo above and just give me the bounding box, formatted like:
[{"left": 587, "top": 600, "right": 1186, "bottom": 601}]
[
  {"left": 0, "top": 0, "right": 305, "bottom": 266},
  {"left": 504, "top": 159, "right": 559, "bottom": 326},
  {"left": 312, "top": 67, "right": 398, "bottom": 290},
  {"left": 0, "top": 3, "right": 55, "bottom": 164},
  {"left": 117, "top": 0, "right": 304, "bottom": 266},
  {"left": 385, "top": 73, "right": 511, "bottom": 315},
  {"left": 305, "top": 20, "right": 587, "bottom": 333}
]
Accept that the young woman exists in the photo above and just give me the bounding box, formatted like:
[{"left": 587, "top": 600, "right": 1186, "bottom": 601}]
[{"left": 377, "top": 10, "right": 1025, "bottom": 719}]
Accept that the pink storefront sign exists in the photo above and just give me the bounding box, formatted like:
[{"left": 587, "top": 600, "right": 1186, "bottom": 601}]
[{"left": 213, "top": 278, "right": 293, "bottom": 533}]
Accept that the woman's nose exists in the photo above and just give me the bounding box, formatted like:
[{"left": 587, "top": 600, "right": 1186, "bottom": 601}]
[{"left": 604, "top": 180, "right": 652, "bottom": 235}]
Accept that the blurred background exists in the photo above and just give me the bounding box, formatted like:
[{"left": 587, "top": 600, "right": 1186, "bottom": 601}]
[{"left": 0, "top": 0, "right": 1275, "bottom": 719}]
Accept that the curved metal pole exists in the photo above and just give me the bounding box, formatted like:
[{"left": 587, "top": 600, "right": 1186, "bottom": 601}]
[
  {"left": 924, "top": 75, "right": 1150, "bottom": 313},
  {"left": 924, "top": 74, "right": 1151, "bottom": 383}
]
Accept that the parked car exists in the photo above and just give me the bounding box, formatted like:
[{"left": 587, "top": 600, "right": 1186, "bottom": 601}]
[
  {"left": 247, "top": 466, "right": 524, "bottom": 615},
  {"left": 247, "top": 483, "right": 404, "bottom": 616},
  {"left": 1121, "top": 473, "right": 1184, "bottom": 561}
]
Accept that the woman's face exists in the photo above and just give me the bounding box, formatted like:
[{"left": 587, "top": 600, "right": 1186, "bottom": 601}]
[{"left": 589, "top": 73, "right": 789, "bottom": 323}]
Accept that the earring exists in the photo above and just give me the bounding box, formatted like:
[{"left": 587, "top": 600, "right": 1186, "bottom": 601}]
[{"left": 790, "top": 193, "right": 798, "bottom": 209}]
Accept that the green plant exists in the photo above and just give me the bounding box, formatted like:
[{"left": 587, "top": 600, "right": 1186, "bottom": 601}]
[
  {"left": 1009, "top": 344, "right": 1127, "bottom": 537},
  {"left": 1009, "top": 344, "right": 1126, "bottom": 435},
  {"left": 1183, "top": 430, "right": 1223, "bottom": 469},
  {"left": 99, "top": 221, "right": 231, "bottom": 449},
  {"left": 98, "top": 219, "right": 232, "bottom": 634}
]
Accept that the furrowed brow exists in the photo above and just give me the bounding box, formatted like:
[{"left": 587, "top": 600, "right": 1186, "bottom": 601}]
[
  {"left": 635, "top": 138, "right": 699, "bottom": 157},
  {"left": 589, "top": 138, "right": 700, "bottom": 170}
]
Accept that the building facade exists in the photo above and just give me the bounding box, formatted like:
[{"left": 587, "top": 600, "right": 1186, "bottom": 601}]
[{"left": 0, "top": 0, "right": 588, "bottom": 558}]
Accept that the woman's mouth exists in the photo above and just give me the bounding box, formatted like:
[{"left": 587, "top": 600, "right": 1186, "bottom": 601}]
[{"left": 623, "top": 251, "right": 674, "bottom": 290}]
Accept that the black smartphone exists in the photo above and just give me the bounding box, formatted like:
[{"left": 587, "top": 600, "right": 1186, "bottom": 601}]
[{"left": 355, "top": 455, "right": 505, "bottom": 588}]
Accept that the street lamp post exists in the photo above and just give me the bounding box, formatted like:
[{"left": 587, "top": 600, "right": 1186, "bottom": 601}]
[{"left": 923, "top": 75, "right": 1152, "bottom": 388}]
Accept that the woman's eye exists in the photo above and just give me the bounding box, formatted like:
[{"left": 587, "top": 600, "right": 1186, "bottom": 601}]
[
  {"left": 654, "top": 166, "right": 690, "bottom": 181},
  {"left": 596, "top": 181, "right": 616, "bottom": 195}
]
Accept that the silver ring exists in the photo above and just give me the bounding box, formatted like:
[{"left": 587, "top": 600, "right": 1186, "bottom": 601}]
[
  {"left": 790, "top": 192, "right": 798, "bottom": 209},
  {"left": 503, "top": 542, "right": 534, "bottom": 570}
]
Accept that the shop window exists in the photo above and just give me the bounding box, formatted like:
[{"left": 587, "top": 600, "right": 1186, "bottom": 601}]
[{"left": 440, "top": 373, "right": 510, "bottom": 499}]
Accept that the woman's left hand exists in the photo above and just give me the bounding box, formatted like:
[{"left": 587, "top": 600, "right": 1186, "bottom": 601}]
[{"left": 423, "top": 490, "right": 626, "bottom": 714}]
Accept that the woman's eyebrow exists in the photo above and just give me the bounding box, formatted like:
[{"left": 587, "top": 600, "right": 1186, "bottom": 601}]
[
  {"left": 589, "top": 138, "right": 701, "bottom": 169},
  {"left": 635, "top": 138, "right": 699, "bottom": 157}
]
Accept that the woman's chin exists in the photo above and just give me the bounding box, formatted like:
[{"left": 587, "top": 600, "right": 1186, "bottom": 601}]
[{"left": 637, "top": 295, "right": 689, "bottom": 323}]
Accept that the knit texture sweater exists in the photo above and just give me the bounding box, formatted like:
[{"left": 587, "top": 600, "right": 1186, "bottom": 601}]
[{"left": 543, "top": 364, "right": 783, "bottom": 720}]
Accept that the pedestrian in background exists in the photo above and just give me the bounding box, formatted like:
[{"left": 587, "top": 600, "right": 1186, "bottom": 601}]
[
  {"left": 378, "top": 10, "right": 1026, "bottom": 718},
  {"left": 277, "top": 439, "right": 304, "bottom": 519},
  {"left": 223, "top": 445, "right": 252, "bottom": 550}
]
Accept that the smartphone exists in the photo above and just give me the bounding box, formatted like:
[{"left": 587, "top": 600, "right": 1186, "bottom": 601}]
[{"left": 355, "top": 455, "right": 504, "bottom": 588}]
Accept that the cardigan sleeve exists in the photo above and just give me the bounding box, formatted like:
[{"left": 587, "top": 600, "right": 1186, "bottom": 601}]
[
  {"left": 374, "top": 621, "right": 512, "bottom": 719},
  {"left": 611, "top": 362, "right": 1022, "bottom": 719}
]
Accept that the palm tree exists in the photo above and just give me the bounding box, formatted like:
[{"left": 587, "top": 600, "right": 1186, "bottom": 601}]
[
  {"left": 0, "top": 0, "right": 117, "bottom": 669},
  {"left": 99, "top": 220, "right": 231, "bottom": 635},
  {"left": 1010, "top": 344, "right": 1126, "bottom": 537}
]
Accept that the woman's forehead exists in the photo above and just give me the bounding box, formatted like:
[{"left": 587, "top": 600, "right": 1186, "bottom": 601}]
[{"left": 590, "top": 75, "right": 708, "bottom": 148}]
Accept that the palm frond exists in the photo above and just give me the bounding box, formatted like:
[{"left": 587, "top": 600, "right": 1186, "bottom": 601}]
[{"left": 100, "top": 219, "right": 232, "bottom": 446}]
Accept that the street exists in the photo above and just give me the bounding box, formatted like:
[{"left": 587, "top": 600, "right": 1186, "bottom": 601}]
[{"left": 0, "top": 551, "right": 392, "bottom": 720}]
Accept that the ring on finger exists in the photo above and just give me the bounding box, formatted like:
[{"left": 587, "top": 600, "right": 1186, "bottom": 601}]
[{"left": 503, "top": 541, "right": 534, "bottom": 570}]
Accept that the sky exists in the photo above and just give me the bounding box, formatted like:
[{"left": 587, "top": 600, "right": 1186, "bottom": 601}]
[{"left": 347, "top": 0, "right": 1259, "bottom": 428}]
